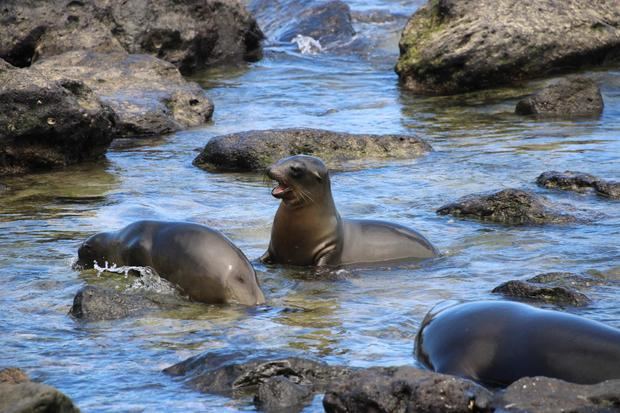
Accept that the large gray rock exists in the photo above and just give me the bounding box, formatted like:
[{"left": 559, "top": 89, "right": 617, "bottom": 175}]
[
  {"left": 193, "top": 128, "right": 432, "bottom": 172},
  {"left": 69, "top": 285, "right": 170, "bottom": 321},
  {"left": 495, "top": 376, "right": 620, "bottom": 413},
  {"left": 0, "top": 59, "right": 116, "bottom": 176},
  {"left": 323, "top": 366, "right": 493, "bottom": 413},
  {"left": 0, "top": 368, "right": 80, "bottom": 413},
  {"left": 437, "top": 189, "right": 577, "bottom": 225},
  {"left": 0, "top": 0, "right": 262, "bottom": 73},
  {"left": 516, "top": 77, "right": 604, "bottom": 116},
  {"left": 255, "top": 376, "right": 313, "bottom": 412},
  {"left": 35, "top": 51, "right": 213, "bottom": 138},
  {"left": 396, "top": 0, "right": 620, "bottom": 95},
  {"left": 537, "top": 170, "right": 620, "bottom": 200}
]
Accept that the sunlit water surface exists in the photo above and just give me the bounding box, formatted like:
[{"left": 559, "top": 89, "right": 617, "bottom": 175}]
[{"left": 1, "top": 1, "right": 619, "bottom": 411}]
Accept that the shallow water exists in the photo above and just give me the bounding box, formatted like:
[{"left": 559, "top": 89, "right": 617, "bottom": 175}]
[{"left": 1, "top": 0, "right": 619, "bottom": 411}]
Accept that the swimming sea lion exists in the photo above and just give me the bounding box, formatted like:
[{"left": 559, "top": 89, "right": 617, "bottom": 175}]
[
  {"left": 77, "top": 220, "right": 266, "bottom": 306},
  {"left": 261, "top": 155, "right": 438, "bottom": 266},
  {"left": 415, "top": 300, "right": 620, "bottom": 386}
]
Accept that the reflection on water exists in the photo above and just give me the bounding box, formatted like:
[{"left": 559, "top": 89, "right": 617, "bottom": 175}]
[{"left": 1, "top": 0, "right": 619, "bottom": 411}]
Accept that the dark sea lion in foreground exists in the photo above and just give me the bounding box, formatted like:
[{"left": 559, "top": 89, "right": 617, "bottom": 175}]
[
  {"left": 415, "top": 300, "right": 620, "bottom": 386},
  {"left": 77, "top": 221, "right": 266, "bottom": 306},
  {"left": 261, "top": 155, "right": 438, "bottom": 266}
]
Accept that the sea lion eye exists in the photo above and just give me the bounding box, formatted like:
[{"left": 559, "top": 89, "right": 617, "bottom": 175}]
[{"left": 290, "top": 164, "right": 303, "bottom": 177}]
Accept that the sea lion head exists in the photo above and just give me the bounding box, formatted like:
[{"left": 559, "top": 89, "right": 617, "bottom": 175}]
[
  {"left": 76, "top": 232, "right": 114, "bottom": 269},
  {"left": 225, "top": 266, "right": 266, "bottom": 306},
  {"left": 266, "top": 155, "right": 331, "bottom": 206}
]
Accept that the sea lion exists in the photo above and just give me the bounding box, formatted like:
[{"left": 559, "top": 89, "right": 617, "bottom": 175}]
[
  {"left": 415, "top": 300, "right": 620, "bottom": 386},
  {"left": 261, "top": 155, "right": 438, "bottom": 266},
  {"left": 77, "top": 220, "right": 266, "bottom": 306}
]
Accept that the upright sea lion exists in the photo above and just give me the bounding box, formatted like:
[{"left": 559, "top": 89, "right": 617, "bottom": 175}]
[
  {"left": 415, "top": 300, "right": 620, "bottom": 386},
  {"left": 261, "top": 155, "right": 438, "bottom": 266},
  {"left": 77, "top": 221, "right": 266, "bottom": 306}
]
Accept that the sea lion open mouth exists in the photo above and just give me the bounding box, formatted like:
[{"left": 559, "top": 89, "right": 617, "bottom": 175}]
[{"left": 271, "top": 181, "right": 293, "bottom": 198}]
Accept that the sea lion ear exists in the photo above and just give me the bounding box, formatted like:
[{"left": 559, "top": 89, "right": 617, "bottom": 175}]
[{"left": 312, "top": 170, "right": 322, "bottom": 181}]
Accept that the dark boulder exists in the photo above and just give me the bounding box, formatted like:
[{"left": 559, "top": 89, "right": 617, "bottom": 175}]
[
  {"left": 193, "top": 128, "right": 432, "bottom": 172},
  {"left": 249, "top": 0, "right": 354, "bottom": 49},
  {"left": 35, "top": 51, "right": 214, "bottom": 138},
  {"left": 436, "top": 189, "right": 577, "bottom": 225},
  {"left": 0, "top": 59, "right": 116, "bottom": 176},
  {"left": 396, "top": 0, "right": 620, "bottom": 95},
  {"left": 0, "top": 368, "right": 80, "bottom": 413},
  {"left": 255, "top": 376, "right": 313, "bottom": 412},
  {"left": 515, "top": 77, "right": 604, "bottom": 116},
  {"left": 323, "top": 366, "right": 493, "bottom": 413},
  {"left": 528, "top": 271, "right": 607, "bottom": 289},
  {"left": 69, "top": 285, "right": 169, "bottom": 321},
  {"left": 537, "top": 170, "right": 600, "bottom": 192},
  {"left": 0, "top": 0, "right": 262, "bottom": 73},
  {"left": 494, "top": 376, "right": 620, "bottom": 413},
  {"left": 594, "top": 180, "right": 620, "bottom": 200},
  {"left": 492, "top": 280, "right": 591, "bottom": 307}
]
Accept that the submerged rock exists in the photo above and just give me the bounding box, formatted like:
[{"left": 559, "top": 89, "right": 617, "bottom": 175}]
[
  {"left": 495, "top": 376, "right": 620, "bottom": 413},
  {"left": 70, "top": 285, "right": 173, "bottom": 321},
  {"left": 537, "top": 171, "right": 620, "bottom": 200},
  {"left": 492, "top": 279, "right": 591, "bottom": 307},
  {"left": 0, "top": 368, "right": 80, "bottom": 412},
  {"left": 165, "top": 352, "right": 353, "bottom": 411},
  {"left": 0, "top": 0, "right": 262, "bottom": 72},
  {"left": 537, "top": 171, "right": 600, "bottom": 192},
  {"left": 193, "top": 128, "right": 432, "bottom": 172},
  {"left": 0, "top": 59, "right": 116, "bottom": 176},
  {"left": 35, "top": 51, "right": 213, "bottom": 138},
  {"left": 436, "top": 189, "right": 577, "bottom": 225},
  {"left": 249, "top": 0, "right": 355, "bottom": 50},
  {"left": 515, "top": 77, "right": 604, "bottom": 116},
  {"left": 322, "top": 366, "right": 493, "bottom": 413},
  {"left": 396, "top": 0, "right": 620, "bottom": 94}
]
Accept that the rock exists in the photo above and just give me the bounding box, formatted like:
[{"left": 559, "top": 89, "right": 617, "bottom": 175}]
[
  {"left": 249, "top": 0, "right": 355, "bottom": 49},
  {"left": 0, "top": 367, "right": 29, "bottom": 384},
  {"left": 537, "top": 170, "right": 620, "bottom": 200},
  {"left": 34, "top": 51, "right": 213, "bottom": 138},
  {"left": 0, "top": 0, "right": 262, "bottom": 72},
  {"left": 396, "top": 0, "right": 620, "bottom": 95},
  {"left": 436, "top": 189, "right": 577, "bottom": 225},
  {"left": 323, "top": 366, "right": 493, "bottom": 413},
  {"left": 492, "top": 280, "right": 591, "bottom": 306},
  {"left": 165, "top": 353, "right": 353, "bottom": 411},
  {"left": 255, "top": 376, "right": 313, "bottom": 412},
  {"left": 494, "top": 376, "right": 620, "bottom": 413},
  {"left": 193, "top": 128, "right": 432, "bottom": 172},
  {"left": 516, "top": 77, "right": 604, "bottom": 116},
  {"left": 0, "top": 371, "right": 80, "bottom": 413},
  {"left": 594, "top": 180, "right": 620, "bottom": 200},
  {"left": 528, "top": 271, "right": 606, "bottom": 288},
  {"left": 69, "top": 285, "right": 168, "bottom": 321},
  {"left": 0, "top": 59, "right": 116, "bottom": 176},
  {"left": 537, "top": 170, "right": 600, "bottom": 192}
]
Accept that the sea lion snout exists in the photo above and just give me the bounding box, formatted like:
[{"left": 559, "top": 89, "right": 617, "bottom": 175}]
[{"left": 266, "top": 155, "right": 328, "bottom": 203}]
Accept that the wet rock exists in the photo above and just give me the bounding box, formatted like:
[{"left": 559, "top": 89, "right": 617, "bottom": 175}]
[
  {"left": 0, "top": 0, "right": 262, "bottom": 72},
  {"left": 494, "top": 376, "right": 620, "bottom": 413},
  {"left": 492, "top": 280, "right": 591, "bottom": 307},
  {"left": 0, "top": 59, "right": 116, "bottom": 176},
  {"left": 396, "top": 0, "right": 620, "bottom": 95},
  {"left": 69, "top": 285, "right": 167, "bottom": 321},
  {"left": 436, "top": 189, "right": 576, "bottom": 225},
  {"left": 255, "top": 376, "right": 313, "bottom": 412},
  {"left": 537, "top": 171, "right": 600, "bottom": 192},
  {"left": 165, "top": 352, "right": 353, "bottom": 410},
  {"left": 0, "top": 369, "right": 80, "bottom": 413},
  {"left": 594, "top": 180, "right": 620, "bottom": 200},
  {"left": 249, "top": 0, "right": 355, "bottom": 49},
  {"left": 323, "top": 366, "right": 493, "bottom": 413},
  {"left": 193, "top": 128, "right": 432, "bottom": 172},
  {"left": 528, "top": 272, "right": 606, "bottom": 289},
  {"left": 516, "top": 77, "right": 604, "bottom": 116},
  {"left": 35, "top": 51, "right": 213, "bottom": 138}
]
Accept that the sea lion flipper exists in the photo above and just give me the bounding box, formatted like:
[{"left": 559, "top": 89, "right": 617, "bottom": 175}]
[{"left": 259, "top": 249, "right": 274, "bottom": 264}]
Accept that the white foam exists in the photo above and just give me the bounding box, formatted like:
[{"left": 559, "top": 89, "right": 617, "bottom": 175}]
[
  {"left": 291, "top": 34, "right": 323, "bottom": 55},
  {"left": 93, "top": 261, "right": 179, "bottom": 296}
]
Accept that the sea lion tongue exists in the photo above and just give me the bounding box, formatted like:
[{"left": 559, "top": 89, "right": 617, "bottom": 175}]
[{"left": 272, "top": 183, "right": 291, "bottom": 198}]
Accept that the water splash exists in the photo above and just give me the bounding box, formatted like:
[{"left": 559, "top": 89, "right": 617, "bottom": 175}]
[
  {"left": 93, "top": 261, "right": 180, "bottom": 296},
  {"left": 291, "top": 34, "right": 323, "bottom": 54}
]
